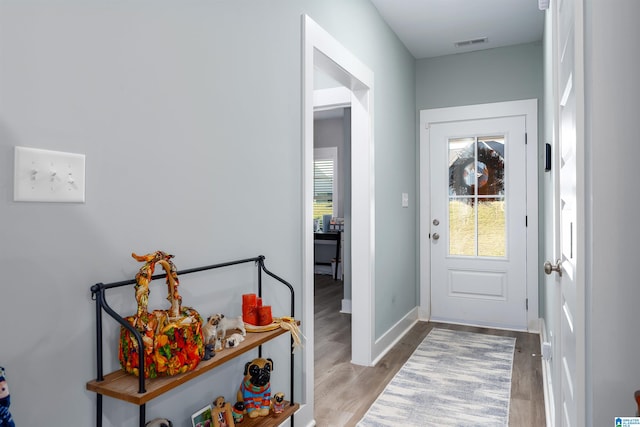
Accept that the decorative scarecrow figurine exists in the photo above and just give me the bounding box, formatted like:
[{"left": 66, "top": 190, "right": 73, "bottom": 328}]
[{"left": 0, "top": 367, "right": 15, "bottom": 427}]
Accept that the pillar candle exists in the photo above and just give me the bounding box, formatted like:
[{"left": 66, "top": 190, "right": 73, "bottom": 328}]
[
  {"left": 257, "top": 305, "right": 273, "bottom": 326},
  {"left": 242, "top": 293, "right": 257, "bottom": 307},
  {"left": 242, "top": 293, "right": 258, "bottom": 325}
]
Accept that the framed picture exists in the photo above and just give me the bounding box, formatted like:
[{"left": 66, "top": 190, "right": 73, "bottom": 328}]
[{"left": 191, "top": 405, "right": 213, "bottom": 427}]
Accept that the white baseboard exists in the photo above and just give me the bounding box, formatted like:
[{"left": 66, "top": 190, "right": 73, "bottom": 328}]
[
  {"left": 340, "top": 298, "right": 352, "bottom": 314},
  {"left": 371, "top": 307, "right": 420, "bottom": 366},
  {"left": 540, "top": 318, "right": 555, "bottom": 427}
]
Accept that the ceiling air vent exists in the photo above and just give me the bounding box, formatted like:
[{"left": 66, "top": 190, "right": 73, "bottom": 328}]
[{"left": 454, "top": 37, "right": 488, "bottom": 48}]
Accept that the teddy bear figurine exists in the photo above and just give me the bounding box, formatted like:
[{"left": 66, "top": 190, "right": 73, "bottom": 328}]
[
  {"left": 211, "top": 396, "right": 235, "bottom": 427},
  {"left": 0, "top": 367, "right": 15, "bottom": 427}
]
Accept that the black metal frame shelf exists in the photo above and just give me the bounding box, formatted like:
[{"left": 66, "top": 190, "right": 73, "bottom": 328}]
[{"left": 87, "top": 255, "right": 296, "bottom": 427}]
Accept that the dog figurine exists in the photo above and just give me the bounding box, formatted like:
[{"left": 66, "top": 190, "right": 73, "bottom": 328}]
[
  {"left": 237, "top": 358, "right": 273, "bottom": 418},
  {"left": 272, "top": 391, "right": 286, "bottom": 414},
  {"left": 210, "top": 314, "right": 246, "bottom": 339},
  {"left": 203, "top": 316, "right": 219, "bottom": 345},
  {"left": 211, "top": 396, "right": 235, "bottom": 427},
  {"left": 232, "top": 402, "right": 245, "bottom": 424},
  {"left": 225, "top": 333, "right": 245, "bottom": 348},
  {"left": 145, "top": 418, "right": 172, "bottom": 427}
]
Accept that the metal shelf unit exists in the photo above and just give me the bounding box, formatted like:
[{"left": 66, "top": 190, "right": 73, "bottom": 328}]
[{"left": 87, "top": 255, "right": 297, "bottom": 427}]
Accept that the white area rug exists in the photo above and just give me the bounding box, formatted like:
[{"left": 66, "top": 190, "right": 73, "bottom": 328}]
[{"left": 358, "top": 328, "right": 515, "bottom": 427}]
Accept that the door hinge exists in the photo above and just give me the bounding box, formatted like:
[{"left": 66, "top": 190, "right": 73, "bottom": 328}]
[
  {"left": 526, "top": 298, "right": 529, "bottom": 310},
  {"left": 525, "top": 133, "right": 528, "bottom": 144},
  {"left": 525, "top": 216, "right": 528, "bottom": 227}
]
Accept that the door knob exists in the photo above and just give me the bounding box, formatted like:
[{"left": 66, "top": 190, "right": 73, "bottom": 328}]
[
  {"left": 432, "top": 232, "right": 440, "bottom": 241},
  {"left": 544, "top": 259, "right": 562, "bottom": 276}
]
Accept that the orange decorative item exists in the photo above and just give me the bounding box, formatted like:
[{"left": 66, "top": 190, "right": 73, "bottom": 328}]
[
  {"left": 119, "top": 251, "right": 204, "bottom": 378},
  {"left": 242, "top": 293, "right": 258, "bottom": 325},
  {"left": 257, "top": 306, "right": 273, "bottom": 326}
]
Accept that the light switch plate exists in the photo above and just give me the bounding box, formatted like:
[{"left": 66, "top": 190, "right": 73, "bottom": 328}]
[
  {"left": 402, "top": 192, "right": 409, "bottom": 208},
  {"left": 14, "top": 146, "right": 86, "bottom": 203}
]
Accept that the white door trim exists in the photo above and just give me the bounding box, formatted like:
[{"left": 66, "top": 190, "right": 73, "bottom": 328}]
[
  {"left": 420, "top": 99, "right": 539, "bottom": 331},
  {"left": 301, "top": 13, "right": 375, "bottom": 427}
]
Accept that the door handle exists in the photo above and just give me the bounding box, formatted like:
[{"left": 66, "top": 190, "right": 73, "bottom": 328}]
[
  {"left": 544, "top": 259, "right": 562, "bottom": 277},
  {"left": 432, "top": 232, "right": 440, "bottom": 241}
]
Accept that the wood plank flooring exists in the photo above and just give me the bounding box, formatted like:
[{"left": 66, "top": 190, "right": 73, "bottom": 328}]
[{"left": 314, "top": 275, "right": 546, "bottom": 426}]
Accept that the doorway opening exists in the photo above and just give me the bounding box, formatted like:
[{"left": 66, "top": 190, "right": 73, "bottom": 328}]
[{"left": 301, "top": 13, "right": 375, "bottom": 423}]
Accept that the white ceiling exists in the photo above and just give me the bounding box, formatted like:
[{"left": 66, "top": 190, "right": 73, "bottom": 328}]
[{"left": 369, "top": 0, "right": 545, "bottom": 59}]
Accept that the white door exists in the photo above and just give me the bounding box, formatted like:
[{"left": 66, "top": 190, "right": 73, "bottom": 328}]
[
  {"left": 548, "top": 0, "right": 583, "bottom": 425},
  {"left": 429, "top": 116, "right": 528, "bottom": 330}
]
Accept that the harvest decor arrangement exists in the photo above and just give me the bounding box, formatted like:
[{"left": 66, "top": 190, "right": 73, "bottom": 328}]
[{"left": 119, "top": 251, "right": 205, "bottom": 378}]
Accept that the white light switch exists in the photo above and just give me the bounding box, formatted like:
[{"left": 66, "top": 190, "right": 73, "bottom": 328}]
[
  {"left": 402, "top": 192, "right": 409, "bottom": 208},
  {"left": 14, "top": 146, "right": 85, "bottom": 203}
]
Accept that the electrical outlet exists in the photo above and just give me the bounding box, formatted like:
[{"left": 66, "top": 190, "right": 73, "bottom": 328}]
[{"left": 14, "top": 146, "right": 86, "bottom": 203}]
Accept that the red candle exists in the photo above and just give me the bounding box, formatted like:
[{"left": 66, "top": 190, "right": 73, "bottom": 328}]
[
  {"left": 242, "top": 293, "right": 257, "bottom": 307},
  {"left": 257, "top": 297, "right": 263, "bottom": 307},
  {"left": 257, "top": 305, "right": 273, "bottom": 326},
  {"left": 242, "top": 293, "right": 258, "bottom": 325}
]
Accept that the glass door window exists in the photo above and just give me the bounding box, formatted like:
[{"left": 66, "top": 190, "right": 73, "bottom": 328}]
[{"left": 448, "top": 135, "right": 506, "bottom": 257}]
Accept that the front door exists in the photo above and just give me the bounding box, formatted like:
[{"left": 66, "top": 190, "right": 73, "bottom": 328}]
[{"left": 429, "top": 116, "right": 528, "bottom": 330}]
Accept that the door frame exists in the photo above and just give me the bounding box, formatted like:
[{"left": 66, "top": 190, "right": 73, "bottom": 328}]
[
  {"left": 301, "top": 12, "right": 376, "bottom": 425},
  {"left": 419, "top": 99, "right": 539, "bottom": 331}
]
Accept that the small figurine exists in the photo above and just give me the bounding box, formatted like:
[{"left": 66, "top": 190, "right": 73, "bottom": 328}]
[
  {"left": 145, "top": 418, "right": 172, "bottom": 427},
  {"left": 232, "top": 402, "right": 244, "bottom": 424},
  {"left": 225, "top": 333, "right": 245, "bottom": 348},
  {"left": 0, "top": 367, "right": 15, "bottom": 427},
  {"left": 203, "top": 344, "right": 216, "bottom": 361},
  {"left": 209, "top": 314, "right": 246, "bottom": 339},
  {"left": 203, "top": 316, "right": 219, "bottom": 345},
  {"left": 272, "top": 392, "right": 286, "bottom": 414},
  {"left": 211, "top": 396, "right": 235, "bottom": 427},
  {"left": 237, "top": 358, "right": 273, "bottom": 418},
  {"left": 214, "top": 336, "right": 224, "bottom": 352}
]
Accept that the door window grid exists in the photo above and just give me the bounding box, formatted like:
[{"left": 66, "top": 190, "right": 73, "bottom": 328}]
[{"left": 448, "top": 135, "right": 506, "bottom": 258}]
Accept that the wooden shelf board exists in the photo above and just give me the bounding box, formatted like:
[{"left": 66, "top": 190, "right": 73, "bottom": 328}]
[
  {"left": 86, "top": 327, "right": 292, "bottom": 405},
  {"left": 241, "top": 402, "right": 299, "bottom": 427}
]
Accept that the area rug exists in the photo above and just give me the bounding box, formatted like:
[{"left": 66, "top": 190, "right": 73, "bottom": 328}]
[{"left": 357, "top": 328, "right": 515, "bottom": 427}]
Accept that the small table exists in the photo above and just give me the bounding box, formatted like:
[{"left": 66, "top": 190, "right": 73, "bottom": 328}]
[{"left": 314, "top": 231, "right": 341, "bottom": 280}]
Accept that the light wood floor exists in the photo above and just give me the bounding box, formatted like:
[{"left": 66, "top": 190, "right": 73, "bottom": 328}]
[{"left": 314, "top": 275, "right": 546, "bottom": 426}]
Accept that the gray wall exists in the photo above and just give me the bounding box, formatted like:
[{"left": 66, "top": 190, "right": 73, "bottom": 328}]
[
  {"left": 416, "top": 42, "right": 544, "bottom": 111},
  {"left": 585, "top": 0, "right": 640, "bottom": 424},
  {"left": 0, "top": 1, "right": 416, "bottom": 426}
]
